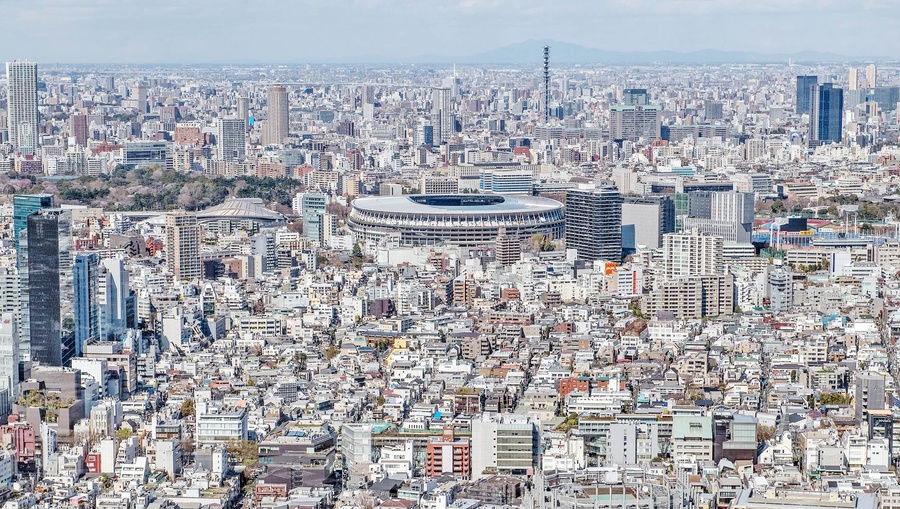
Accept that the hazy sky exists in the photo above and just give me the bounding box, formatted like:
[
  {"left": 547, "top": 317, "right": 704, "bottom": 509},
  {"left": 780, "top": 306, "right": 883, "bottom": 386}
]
[{"left": 0, "top": 0, "right": 897, "bottom": 63}]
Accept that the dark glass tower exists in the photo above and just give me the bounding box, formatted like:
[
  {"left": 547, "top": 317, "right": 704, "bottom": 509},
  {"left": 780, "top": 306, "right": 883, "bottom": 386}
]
[
  {"left": 796, "top": 75, "right": 818, "bottom": 116},
  {"left": 811, "top": 83, "right": 844, "bottom": 146},
  {"left": 13, "top": 194, "right": 53, "bottom": 254},
  {"left": 22, "top": 209, "right": 74, "bottom": 366}
]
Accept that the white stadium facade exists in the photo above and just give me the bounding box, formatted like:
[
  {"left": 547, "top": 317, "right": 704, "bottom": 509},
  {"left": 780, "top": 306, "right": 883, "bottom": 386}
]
[{"left": 348, "top": 194, "right": 565, "bottom": 247}]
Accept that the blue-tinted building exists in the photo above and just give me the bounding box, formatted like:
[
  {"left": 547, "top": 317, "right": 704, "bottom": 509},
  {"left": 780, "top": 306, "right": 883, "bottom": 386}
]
[
  {"left": 74, "top": 253, "right": 100, "bottom": 357},
  {"left": 480, "top": 168, "right": 534, "bottom": 194},
  {"left": 796, "top": 75, "right": 818, "bottom": 116},
  {"left": 873, "top": 86, "right": 900, "bottom": 112},
  {"left": 13, "top": 194, "right": 53, "bottom": 253},
  {"left": 300, "top": 193, "right": 328, "bottom": 242},
  {"left": 21, "top": 209, "right": 74, "bottom": 366},
  {"left": 811, "top": 83, "right": 843, "bottom": 146}
]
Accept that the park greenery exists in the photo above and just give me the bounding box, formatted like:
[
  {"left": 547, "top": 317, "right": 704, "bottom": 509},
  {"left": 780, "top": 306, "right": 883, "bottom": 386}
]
[{"left": 1, "top": 166, "right": 305, "bottom": 213}]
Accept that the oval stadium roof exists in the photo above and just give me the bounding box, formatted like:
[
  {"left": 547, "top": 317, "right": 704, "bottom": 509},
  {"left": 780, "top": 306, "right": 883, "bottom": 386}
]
[
  {"left": 197, "top": 198, "right": 284, "bottom": 222},
  {"left": 351, "top": 194, "right": 562, "bottom": 216}
]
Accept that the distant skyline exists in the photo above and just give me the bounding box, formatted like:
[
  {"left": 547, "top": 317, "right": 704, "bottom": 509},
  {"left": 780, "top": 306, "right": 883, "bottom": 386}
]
[{"left": 0, "top": 0, "right": 898, "bottom": 64}]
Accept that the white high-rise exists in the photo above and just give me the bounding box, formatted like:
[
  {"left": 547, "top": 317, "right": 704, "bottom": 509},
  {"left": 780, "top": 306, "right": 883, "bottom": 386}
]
[
  {"left": 849, "top": 68, "right": 860, "bottom": 91},
  {"left": 866, "top": 64, "right": 877, "bottom": 89},
  {"left": 432, "top": 87, "right": 452, "bottom": 144},
  {"left": 0, "top": 313, "right": 19, "bottom": 415},
  {"left": 663, "top": 228, "right": 724, "bottom": 278},
  {"left": 6, "top": 60, "right": 39, "bottom": 155},
  {"left": 99, "top": 257, "right": 130, "bottom": 342}
]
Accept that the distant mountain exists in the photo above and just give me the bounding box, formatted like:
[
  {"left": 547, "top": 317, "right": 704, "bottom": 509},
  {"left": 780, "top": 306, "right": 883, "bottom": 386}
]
[{"left": 407, "top": 39, "right": 882, "bottom": 65}]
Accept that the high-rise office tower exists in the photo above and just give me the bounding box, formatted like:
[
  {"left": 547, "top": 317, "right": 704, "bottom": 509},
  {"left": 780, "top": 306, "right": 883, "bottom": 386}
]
[
  {"left": 810, "top": 83, "right": 844, "bottom": 146},
  {"left": 98, "top": 257, "right": 131, "bottom": 342},
  {"left": 609, "top": 104, "right": 662, "bottom": 142},
  {"left": 20, "top": 209, "right": 74, "bottom": 366},
  {"left": 6, "top": 60, "right": 40, "bottom": 155},
  {"left": 300, "top": 193, "right": 328, "bottom": 242},
  {"left": 13, "top": 193, "right": 53, "bottom": 253},
  {"left": 623, "top": 88, "right": 649, "bottom": 106},
  {"left": 266, "top": 85, "right": 289, "bottom": 145},
  {"left": 663, "top": 228, "right": 724, "bottom": 278},
  {"left": 621, "top": 195, "right": 676, "bottom": 252},
  {"left": 73, "top": 252, "right": 100, "bottom": 357},
  {"left": 0, "top": 313, "right": 19, "bottom": 414},
  {"left": 361, "top": 85, "right": 375, "bottom": 105},
  {"left": 683, "top": 191, "right": 755, "bottom": 243},
  {"left": 705, "top": 101, "right": 724, "bottom": 121},
  {"left": 236, "top": 96, "right": 250, "bottom": 128},
  {"left": 795, "top": 75, "right": 818, "bottom": 116},
  {"left": 166, "top": 212, "right": 201, "bottom": 281},
  {"left": 849, "top": 68, "right": 860, "bottom": 91},
  {"left": 131, "top": 85, "right": 148, "bottom": 113},
  {"left": 217, "top": 117, "right": 245, "bottom": 161},
  {"left": 432, "top": 87, "right": 452, "bottom": 144},
  {"left": 68, "top": 113, "right": 89, "bottom": 146},
  {"left": 565, "top": 186, "right": 623, "bottom": 262},
  {"left": 866, "top": 64, "right": 877, "bottom": 89},
  {"left": 416, "top": 123, "right": 434, "bottom": 148}
]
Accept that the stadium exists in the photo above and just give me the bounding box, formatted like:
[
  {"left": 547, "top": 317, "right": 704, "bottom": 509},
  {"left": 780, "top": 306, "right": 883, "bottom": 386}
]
[{"left": 348, "top": 194, "right": 565, "bottom": 247}]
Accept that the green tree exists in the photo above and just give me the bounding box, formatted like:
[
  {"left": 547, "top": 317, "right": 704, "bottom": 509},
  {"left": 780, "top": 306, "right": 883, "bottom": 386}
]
[
  {"left": 819, "top": 392, "right": 851, "bottom": 406},
  {"left": 325, "top": 345, "right": 339, "bottom": 361},
  {"left": 352, "top": 243, "right": 363, "bottom": 258},
  {"left": 115, "top": 428, "right": 134, "bottom": 441},
  {"left": 226, "top": 439, "right": 259, "bottom": 467},
  {"left": 180, "top": 398, "right": 195, "bottom": 418}
]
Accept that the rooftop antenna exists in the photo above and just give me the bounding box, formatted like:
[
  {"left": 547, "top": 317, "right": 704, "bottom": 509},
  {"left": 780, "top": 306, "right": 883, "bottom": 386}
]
[{"left": 543, "top": 45, "right": 550, "bottom": 125}]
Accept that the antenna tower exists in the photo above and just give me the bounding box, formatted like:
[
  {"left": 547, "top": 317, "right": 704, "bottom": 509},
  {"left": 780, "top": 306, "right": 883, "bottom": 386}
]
[{"left": 543, "top": 45, "right": 550, "bottom": 125}]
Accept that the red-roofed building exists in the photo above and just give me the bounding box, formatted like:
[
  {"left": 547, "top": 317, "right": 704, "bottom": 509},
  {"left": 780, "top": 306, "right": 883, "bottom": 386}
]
[{"left": 558, "top": 377, "right": 591, "bottom": 398}]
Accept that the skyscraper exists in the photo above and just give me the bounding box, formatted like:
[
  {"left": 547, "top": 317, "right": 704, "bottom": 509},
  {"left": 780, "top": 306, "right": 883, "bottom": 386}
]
[
  {"left": 866, "top": 64, "right": 877, "bottom": 89},
  {"left": 236, "top": 96, "right": 250, "bottom": 128},
  {"left": 99, "top": 257, "right": 131, "bottom": 342},
  {"left": 795, "top": 75, "right": 818, "bottom": 116},
  {"left": 13, "top": 194, "right": 53, "bottom": 253},
  {"left": 73, "top": 253, "right": 100, "bottom": 357},
  {"left": 683, "top": 191, "right": 755, "bottom": 243},
  {"left": 21, "top": 209, "right": 74, "bottom": 366},
  {"left": 609, "top": 104, "right": 662, "bottom": 142},
  {"left": 266, "top": 85, "right": 289, "bottom": 145},
  {"left": 300, "top": 193, "right": 328, "bottom": 242},
  {"left": 565, "top": 186, "right": 623, "bottom": 262},
  {"left": 6, "top": 60, "right": 40, "bottom": 155},
  {"left": 621, "top": 195, "right": 675, "bottom": 252},
  {"left": 849, "top": 68, "right": 860, "bottom": 91},
  {"left": 0, "top": 314, "right": 19, "bottom": 416},
  {"left": 69, "top": 113, "right": 89, "bottom": 146},
  {"left": 217, "top": 117, "right": 246, "bottom": 161},
  {"left": 432, "top": 87, "right": 452, "bottom": 144},
  {"left": 166, "top": 212, "right": 201, "bottom": 281},
  {"left": 810, "top": 83, "right": 844, "bottom": 146},
  {"left": 623, "top": 88, "right": 649, "bottom": 106},
  {"left": 131, "top": 84, "right": 148, "bottom": 113},
  {"left": 663, "top": 228, "right": 724, "bottom": 278}
]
